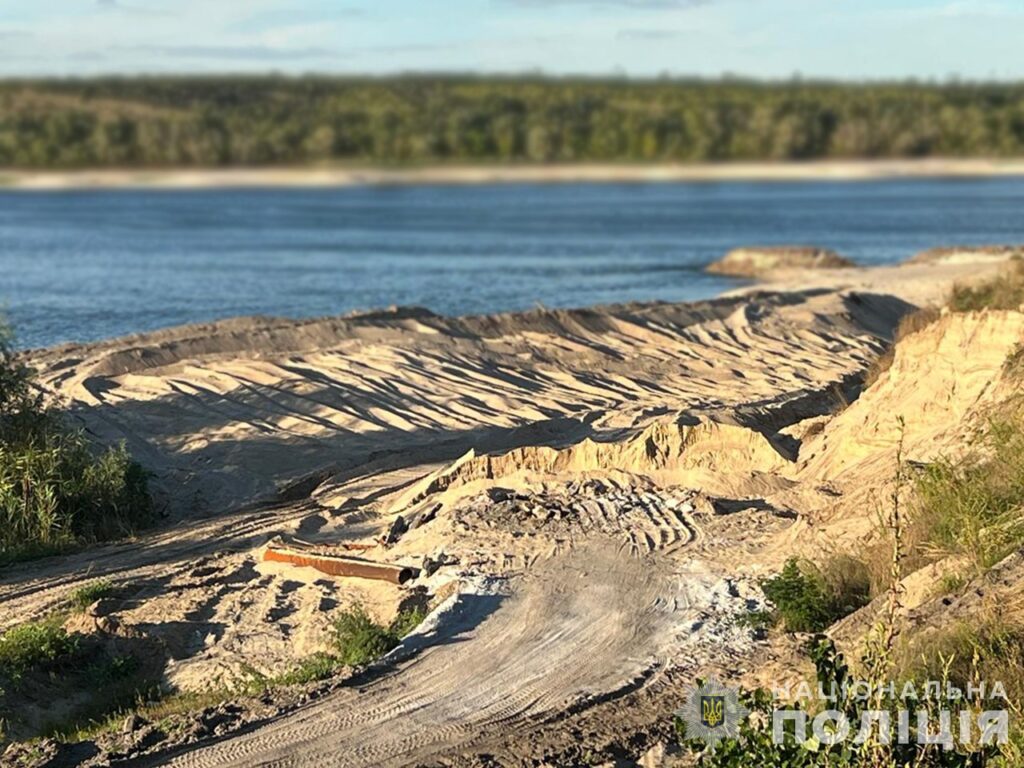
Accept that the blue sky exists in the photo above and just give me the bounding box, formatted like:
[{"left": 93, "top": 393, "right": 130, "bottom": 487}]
[{"left": 1, "top": 0, "right": 1022, "bottom": 80}]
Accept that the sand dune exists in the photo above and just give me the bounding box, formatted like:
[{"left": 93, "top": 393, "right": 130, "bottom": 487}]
[{"left": 33, "top": 291, "right": 894, "bottom": 517}]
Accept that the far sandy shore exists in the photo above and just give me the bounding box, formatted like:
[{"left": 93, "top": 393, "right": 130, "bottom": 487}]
[{"left": 3, "top": 158, "right": 1024, "bottom": 190}]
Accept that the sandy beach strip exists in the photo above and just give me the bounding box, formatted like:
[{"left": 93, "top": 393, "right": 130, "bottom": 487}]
[{"left": 3, "top": 158, "right": 1024, "bottom": 190}]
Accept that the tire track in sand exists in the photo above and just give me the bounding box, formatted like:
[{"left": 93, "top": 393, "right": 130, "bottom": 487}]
[{"left": 159, "top": 544, "right": 699, "bottom": 768}]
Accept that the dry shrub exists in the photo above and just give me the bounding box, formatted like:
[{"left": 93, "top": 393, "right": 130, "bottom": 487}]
[
  {"left": 1004, "top": 344, "right": 1024, "bottom": 380},
  {"left": 949, "top": 258, "right": 1024, "bottom": 313},
  {"left": 894, "top": 603, "right": 1024, "bottom": 763}
]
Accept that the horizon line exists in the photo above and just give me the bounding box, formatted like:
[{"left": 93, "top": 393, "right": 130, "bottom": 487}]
[{"left": 2, "top": 70, "right": 1023, "bottom": 87}]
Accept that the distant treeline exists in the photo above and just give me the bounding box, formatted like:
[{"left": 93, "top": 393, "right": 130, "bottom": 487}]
[{"left": 2, "top": 76, "right": 1024, "bottom": 167}]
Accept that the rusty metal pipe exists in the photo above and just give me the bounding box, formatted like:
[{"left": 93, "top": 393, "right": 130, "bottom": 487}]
[{"left": 264, "top": 544, "right": 418, "bottom": 585}]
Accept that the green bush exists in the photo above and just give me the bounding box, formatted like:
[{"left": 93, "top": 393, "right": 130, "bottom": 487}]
[
  {"left": 0, "top": 619, "right": 80, "bottom": 680},
  {"left": 760, "top": 557, "right": 869, "bottom": 633},
  {"left": 0, "top": 615, "right": 161, "bottom": 741},
  {"left": 0, "top": 324, "right": 41, "bottom": 423},
  {"left": 330, "top": 605, "right": 427, "bottom": 667},
  {"left": 83, "top": 654, "right": 138, "bottom": 687},
  {"left": 0, "top": 320, "right": 152, "bottom": 563},
  {"left": 331, "top": 606, "right": 398, "bottom": 666},
  {"left": 388, "top": 606, "right": 428, "bottom": 639}
]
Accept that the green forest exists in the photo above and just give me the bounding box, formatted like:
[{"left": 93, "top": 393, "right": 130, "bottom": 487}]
[{"left": 2, "top": 76, "right": 1024, "bottom": 168}]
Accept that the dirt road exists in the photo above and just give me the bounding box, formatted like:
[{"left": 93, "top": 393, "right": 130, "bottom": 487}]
[{"left": 155, "top": 544, "right": 746, "bottom": 768}]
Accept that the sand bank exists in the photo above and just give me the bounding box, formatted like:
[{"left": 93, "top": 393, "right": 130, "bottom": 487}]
[{"left": 4, "top": 158, "right": 1024, "bottom": 190}]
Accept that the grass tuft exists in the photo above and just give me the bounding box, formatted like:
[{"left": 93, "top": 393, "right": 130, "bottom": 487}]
[
  {"left": 273, "top": 653, "right": 343, "bottom": 687},
  {"left": 908, "top": 413, "right": 1024, "bottom": 573},
  {"left": 863, "top": 306, "right": 942, "bottom": 387},
  {"left": 898, "top": 616, "right": 1024, "bottom": 701},
  {"left": 67, "top": 580, "right": 116, "bottom": 612},
  {"left": 893, "top": 613, "right": 1024, "bottom": 765},
  {"left": 865, "top": 260, "right": 1024, "bottom": 391},
  {"left": 1004, "top": 344, "right": 1024, "bottom": 379}
]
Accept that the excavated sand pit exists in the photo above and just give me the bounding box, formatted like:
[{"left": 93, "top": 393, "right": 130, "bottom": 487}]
[{"left": 2, "top": 253, "right": 1022, "bottom": 766}]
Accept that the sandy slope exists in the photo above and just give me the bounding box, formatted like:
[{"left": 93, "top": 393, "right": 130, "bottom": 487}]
[
  {"left": 3, "top": 253, "right": 1021, "bottom": 765},
  {"left": 800, "top": 309, "right": 1024, "bottom": 483},
  {"left": 30, "top": 292, "right": 893, "bottom": 517}
]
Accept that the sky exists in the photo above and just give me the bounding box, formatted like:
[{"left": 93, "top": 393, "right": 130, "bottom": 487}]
[{"left": 1, "top": 0, "right": 1023, "bottom": 81}]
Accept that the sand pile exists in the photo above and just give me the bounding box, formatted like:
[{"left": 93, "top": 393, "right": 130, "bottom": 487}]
[
  {"left": 707, "top": 246, "right": 853, "bottom": 277},
  {"left": 28, "top": 290, "right": 894, "bottom": 517},
  {"left": 388, "top": 415, "right": 792, "bottom": 519}
]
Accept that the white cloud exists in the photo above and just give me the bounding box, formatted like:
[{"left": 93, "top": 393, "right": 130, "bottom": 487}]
[
  {"left": 935, "top": 1, "right": 1023, "bottom": 17},
  {"left": 120, "top": 44, "right": 338, "bottom": 61}
]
